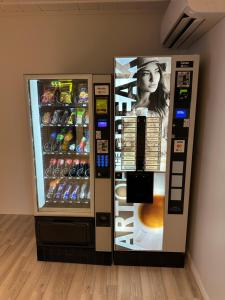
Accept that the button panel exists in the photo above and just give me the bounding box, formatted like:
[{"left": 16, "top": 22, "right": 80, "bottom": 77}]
[
  {"left": 94, "top": 83, "right": 111, "bottom": 178},
  {"left": 96, "top": 154, "right": 109, "bottom": 168},
  {"left": 168, "top": 66, "right": 193, "bottom": 214}
]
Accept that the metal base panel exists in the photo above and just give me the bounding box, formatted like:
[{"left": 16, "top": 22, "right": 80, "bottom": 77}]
[{"left": 37, "top": 245, "right": 112, "bottom": 265}]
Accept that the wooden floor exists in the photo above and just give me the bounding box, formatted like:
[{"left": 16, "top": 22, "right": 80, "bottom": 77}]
[{"left": 0, "top": 215, "right": 203, "bottom": 300}]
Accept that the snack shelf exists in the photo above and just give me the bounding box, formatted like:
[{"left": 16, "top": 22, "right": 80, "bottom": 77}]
[
  {"left": 44, "top": 201, "right": 90, "bottom": 207},
  {"left": 43, "top": 152, "right": 89, "bottom": 155},
  {"left": 41, "top": 124, "right": 88, "bottom": 128},
  {"left": 39, "top": 103, "right": 88, "bottom": 108},
  {"left": 44, "top": 177, "right": 89, "bottom": 180}
]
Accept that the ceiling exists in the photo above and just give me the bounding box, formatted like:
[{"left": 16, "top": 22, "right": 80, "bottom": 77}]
[{"left": 0, "top": 0, "right": 169, "bottom": 15}]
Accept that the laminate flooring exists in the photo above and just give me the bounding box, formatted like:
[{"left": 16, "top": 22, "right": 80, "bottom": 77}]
[{"left": 0, "top": 215, "right": 203, "bottom": 300}]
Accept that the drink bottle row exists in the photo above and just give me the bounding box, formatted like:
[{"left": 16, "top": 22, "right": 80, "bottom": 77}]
[
  {"left": 40, "top": 81, "right": 88, "bottom": 106},
  {"left": 45, "top": 159, "right": 90, "bottom": 178},
  {"left": 46, "top": 180, "right": 90, "bottom": 202},
  {"left": 41, "top": 108, "right": 89, "bottom": 126},
  {"left": 43, "top": 128, "right": 89, "bottom": 153}
]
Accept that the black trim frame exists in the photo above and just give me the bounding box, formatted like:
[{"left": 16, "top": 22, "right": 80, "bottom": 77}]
[{"left": 114, "top": 251, "right": 185, "bottom": 267}]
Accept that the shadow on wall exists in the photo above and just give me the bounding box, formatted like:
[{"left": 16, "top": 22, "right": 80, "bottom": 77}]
[{"left": 186, "top": 56, "right": 210, "bottom": 249}]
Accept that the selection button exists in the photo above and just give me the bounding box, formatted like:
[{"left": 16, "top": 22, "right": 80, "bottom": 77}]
[
  {"left": 171, "top": 189, "right": 182, "bottom": 201},
  {"left": 172, "top": 161, "right": 184, "bottom": 174},
  {"left": 171, "top": 175, "right": 183, "bottom": 187}
]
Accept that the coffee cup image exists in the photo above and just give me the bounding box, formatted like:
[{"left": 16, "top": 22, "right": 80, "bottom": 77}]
[
  {"left": 114, "top": 173, "right": 165, "bottom": 250},
  {"left": 134, "top": 198, "right": 164, "bottom": 250},
  {"left": 138, "top": 195, "right": 164, "bottom": 229},
  {"left": 134, "top": 173, "right": 165, "bottom": 250}
]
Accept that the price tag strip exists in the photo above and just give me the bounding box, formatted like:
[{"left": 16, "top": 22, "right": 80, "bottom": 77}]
[
  {"left": 145, "top": 116, "right": 162, "bottom": 171},
  {"left": 121, "top": 117, "right": 137, "bottom": 170}
]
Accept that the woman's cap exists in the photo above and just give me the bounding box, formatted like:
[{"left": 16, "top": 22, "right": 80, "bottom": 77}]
[
  {"left": 137, "top": 57, "right": 159, "bottom": 69},
  {"left": 135, "top": 57, "right": 167, "bottom": 72}
]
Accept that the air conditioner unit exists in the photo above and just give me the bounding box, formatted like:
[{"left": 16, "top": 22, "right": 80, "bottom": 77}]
[{"left": 161, "top": 0, "right": 225, "bottom": 49}]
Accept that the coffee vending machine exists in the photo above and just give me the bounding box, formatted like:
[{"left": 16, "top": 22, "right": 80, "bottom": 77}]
[
  {"left": 113, "top": 55, "right": 199, "bottom": 267},
  {"left": 27, "top": 74, "right": 112, "bottom": 265}
]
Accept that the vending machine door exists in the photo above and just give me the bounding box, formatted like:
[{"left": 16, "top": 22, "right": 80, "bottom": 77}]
[{"left": 26, "top": 75, "right": 94, "bottom": 217}]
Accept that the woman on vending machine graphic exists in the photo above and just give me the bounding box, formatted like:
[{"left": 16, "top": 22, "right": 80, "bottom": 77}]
[
  {"left": 131, "top": 57, "right": 171, "bottom": 250},
  {"left": 129, "top": 57, "right": 171, "bottom": 169},
  {"left": 114, "top": 57, "right": 172, "bottom": 250},
  {"left": 115, "top": 56, "right": 171, "bottom": 170},
  {"left": 114, "top": 56, "right": 172, "bottom": 251},
  {"left": 133, "top": 57, "right": 169, "bottom": 117}
]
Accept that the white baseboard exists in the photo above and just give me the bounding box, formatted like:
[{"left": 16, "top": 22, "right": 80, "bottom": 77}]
[
  {"left": 0, "top": 211, "right": 33, "bottom": 215},
  {"left": 187, "top": 252, "right": 210, "bottom": 300}
]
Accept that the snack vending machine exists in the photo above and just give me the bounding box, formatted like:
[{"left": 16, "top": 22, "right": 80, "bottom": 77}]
[
  {"left": 113, "top": 55, "right": 199, "bottom": 267},
  {"left": 27, "top": 74, "right": 112, "bottom": 264}
]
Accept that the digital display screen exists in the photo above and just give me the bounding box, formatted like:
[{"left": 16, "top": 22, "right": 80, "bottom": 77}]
[
  {"left": 176, "top": 61, "right": 193, "bottom": 68},
  {"left": 177, "top": 71, "right": 191, "bottom": 87},
  {"left": 97, "top": 121, "right": 107, "bottom": 128},
  {"left": 96, "top": 98, "right": 108, "bottom": 114},
  {"left": 175, "top": 109, "right": 188, "bottom": 119},
  {"left": 179, "top": 88, "right": 188, "bottom": 95}
]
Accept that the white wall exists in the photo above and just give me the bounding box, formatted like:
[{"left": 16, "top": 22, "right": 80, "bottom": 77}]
[
  {"left": 188, "top": 17, "right": 225, "bottom": 300},
  {"left": 0, "top": 10, "right": 175, "bottom": 214}
]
